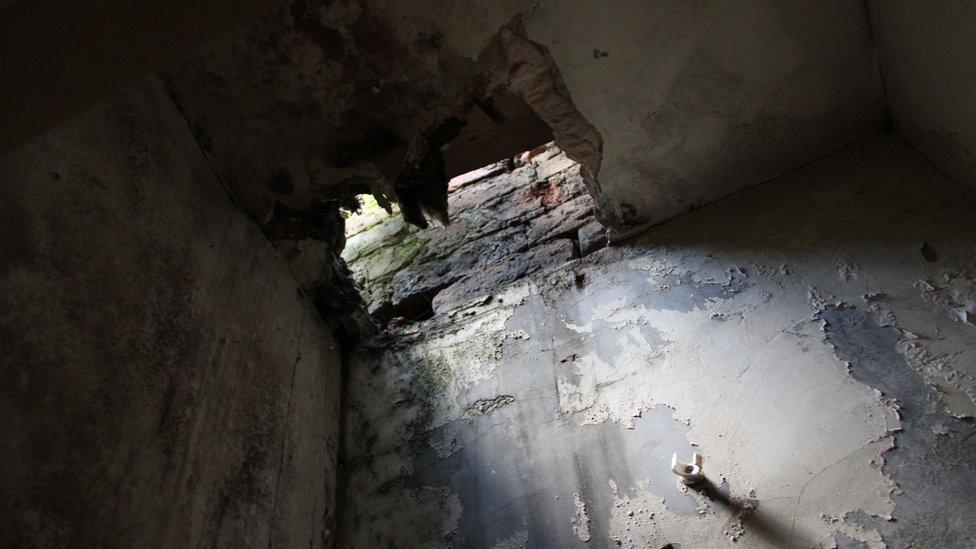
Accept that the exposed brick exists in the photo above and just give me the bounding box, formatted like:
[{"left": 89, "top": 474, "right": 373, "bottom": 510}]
[
  {"left": 578, "top": 219, "right": 609, "bottom": 256},
  {"left": 447, "top": 161, "right": 510, "bottom": 192},
  {"left": 526, "top": 195, "right": 594, "bottom": 244},
  {"left": 535, "top": 150, "right": 578, "bottom": 179},
  {"left": 432, "top": 239, "right": 575, "bottom": 314},
  {"left": 391, "top": 225, "right": 529, "bottom": 308},
  {"left": 345, "top": 145, "right": 597, "bottom": 318}
]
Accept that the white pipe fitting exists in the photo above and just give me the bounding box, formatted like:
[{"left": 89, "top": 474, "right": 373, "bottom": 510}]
[{"left": 671, "top": 452, "right": 704, "bottom": 485}]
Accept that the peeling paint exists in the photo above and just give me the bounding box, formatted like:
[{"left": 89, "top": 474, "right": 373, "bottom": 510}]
[
  {"left": 916, "top": 270, "right": 976, "bottom": 329},
  {"left": 338, "top": 135, "right": 976, "bottom": 547},
  {"left": 571, "top": 493, "right": 591, "bottom": 542}
]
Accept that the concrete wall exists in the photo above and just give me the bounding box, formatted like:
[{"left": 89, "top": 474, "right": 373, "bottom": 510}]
[
  {"left": 339, "top": 134, "right": 976, "bottom": 547},
  {"left": 0, "top": 79, "right": 342, "bottom": 546},
  {"left": 870, "top": 0, "right": 976, "bottom": 196}
]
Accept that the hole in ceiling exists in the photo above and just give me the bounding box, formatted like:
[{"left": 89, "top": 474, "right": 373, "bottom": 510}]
[{"left": 341, "top": 138, "right": 607, "bottom": 326}]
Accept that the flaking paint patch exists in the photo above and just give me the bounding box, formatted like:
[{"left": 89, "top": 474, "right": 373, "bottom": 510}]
[
  {"left": 844, "top": 281, "right": 976, "bottom": 419},
  {"left": 825, "top": 514, "right": 887, "bottom": 548},
  {"left": 898, "top": 334, "right": 976, "bottom": 418},
  {"left": 406, "top": 402, "right": 700, "bottom": 547},
  {"left": 584, "top": 264, "right": 896, "bottom": 546},
  {"left": 346, "top": 255, "right": 902, "bottom": 547},
  {"left": 572, "top": 493, "right": 591, "bottom": 542},
  {"left": 822, "top": 307, "right": 976, "bottom": 547},
  {"left": 376, "top": 255, "right": 895, "bottom": 546},
  {"left": 607, "top": 479, "right": 783, "bottom": 548},
  {"left": 548, "top": 263, "right": 747, "bottom": 427},
  {"left": 390, "top": 282, "right": 535, "bottom": 431}
]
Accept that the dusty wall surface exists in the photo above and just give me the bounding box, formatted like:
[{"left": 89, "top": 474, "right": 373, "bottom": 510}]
[
  {"left": 338, "top": 134, "right": 976, "bottom": 547},
  {"left": 0, "top": 79, "right": 342, "bottom": 547},
  {"left": 869, "top": 0, "right": 976, "bottom": 197}
]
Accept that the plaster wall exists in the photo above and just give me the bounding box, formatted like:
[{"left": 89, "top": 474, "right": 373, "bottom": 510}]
[
  {"left": 339, "top": 134, "right": 976, "bottom": 547},
  {"left": 869, "top": 0, "right": 976, "bottom": 197},
  {"left": 163, "top": 0, "right": 886, "bottom": 237},
  {"left": 0, "top": 79, "right": 342, "bottom": 547},
  {"left": 369, "top": 0, "right": 888, "bottom": 231}
]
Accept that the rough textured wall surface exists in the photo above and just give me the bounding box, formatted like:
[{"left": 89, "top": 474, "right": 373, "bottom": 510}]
[
  {"left": 0, "top": 79, "right": 342, "bottom": 547},
  {"left": 163, "top": 0, "right": 886, "bottom": 242},
  {"left": 343, "top": 145, "right": 604, "bottom": 320},
  {"left": 869, "top": 0, "right": 976, "bottom": 197},
  {"left": 338, "top": 134, "right": 976, "bottom": 547}
]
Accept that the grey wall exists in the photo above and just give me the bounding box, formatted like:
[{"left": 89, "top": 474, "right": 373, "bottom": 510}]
[
  {"left": 870, "top": 0, "right": 976, "bottom": 196},
  {"left": 0, "top": 78, "right": 341, "bottom": 547}
]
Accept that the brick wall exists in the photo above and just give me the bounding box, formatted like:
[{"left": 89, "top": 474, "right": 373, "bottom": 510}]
[{"left": 342, "top": 145, "right": 607, "bottom": 321}]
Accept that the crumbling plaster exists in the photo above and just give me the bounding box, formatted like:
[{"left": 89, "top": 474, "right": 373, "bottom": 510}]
[
  {"left": 339, "top": 134, "right": 976, "bottom": 547},
  {"left": 0, "top": 78, "right": 343, "bottom": 547},
  {"left": 164, "top": 0, "right": 886, "bottom": 239},
  {"left": 149, "top": 0, "right": 893, "bottom": 340}
]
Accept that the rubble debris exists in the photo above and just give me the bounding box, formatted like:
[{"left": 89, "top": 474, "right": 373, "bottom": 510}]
[
  {"left": 723, "top": 515, "right": 745, "bottom": 542},
  {"left": 822, "top": 308, "right": 976, "bottom": 546}
]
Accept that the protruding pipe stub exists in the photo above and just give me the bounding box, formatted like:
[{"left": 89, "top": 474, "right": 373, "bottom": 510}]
[{"left": 670, "top": 452, "right": 704, "bottom": 485}]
